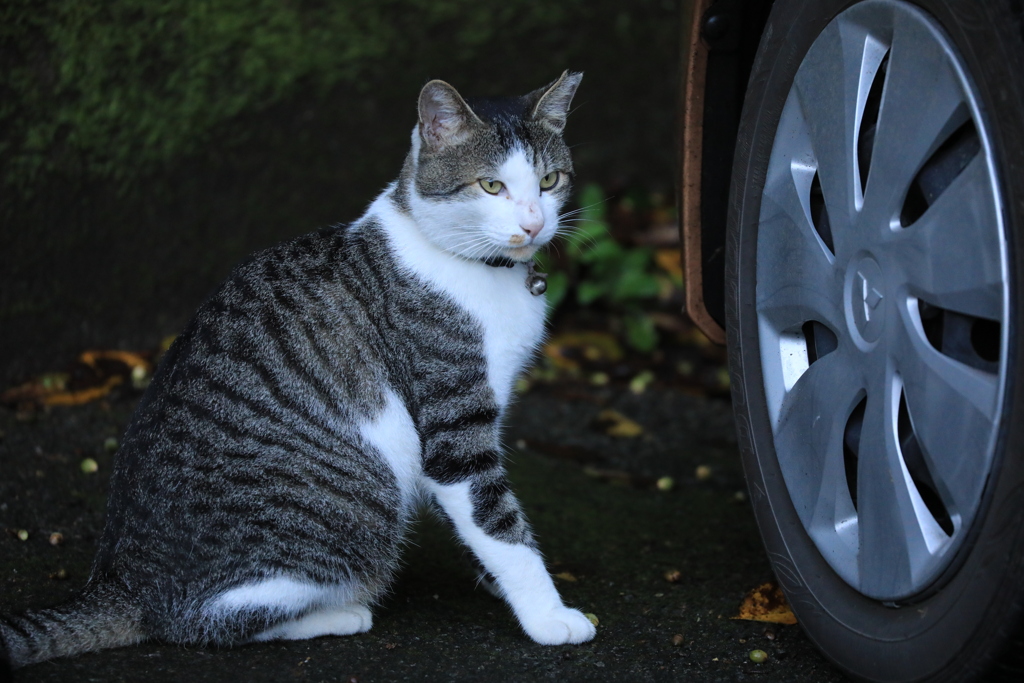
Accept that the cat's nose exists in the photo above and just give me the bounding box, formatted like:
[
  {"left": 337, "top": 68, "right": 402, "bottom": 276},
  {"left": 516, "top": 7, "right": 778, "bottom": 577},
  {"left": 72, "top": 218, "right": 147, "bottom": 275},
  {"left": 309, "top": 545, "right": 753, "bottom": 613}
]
[
  {"left": 520, "top": 219, "right": 544, "bottom": 239},
  {"left": 517, "top": 201, "right": 544, "bottom": 239}
]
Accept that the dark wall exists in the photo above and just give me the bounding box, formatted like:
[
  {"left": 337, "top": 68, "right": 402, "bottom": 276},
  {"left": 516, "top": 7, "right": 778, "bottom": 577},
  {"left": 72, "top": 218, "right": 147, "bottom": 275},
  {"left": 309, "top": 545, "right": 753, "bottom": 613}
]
[{"left": 0, "top": 0, "right": 684, "bottom": 385}]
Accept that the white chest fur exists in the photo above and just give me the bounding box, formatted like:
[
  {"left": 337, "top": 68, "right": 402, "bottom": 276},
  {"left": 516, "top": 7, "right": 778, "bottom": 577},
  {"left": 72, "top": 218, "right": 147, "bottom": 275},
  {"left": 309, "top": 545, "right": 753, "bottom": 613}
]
[{"left": 371, "top": 194, "right": 547, "bottom": 409}]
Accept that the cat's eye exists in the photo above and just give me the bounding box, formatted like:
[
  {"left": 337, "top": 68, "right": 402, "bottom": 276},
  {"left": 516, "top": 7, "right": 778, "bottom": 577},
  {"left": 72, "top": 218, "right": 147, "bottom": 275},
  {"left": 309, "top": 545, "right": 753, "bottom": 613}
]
[
  {"left": 539, "top": 172, "right": 560, "bottom": 191},
  {"left": 480, "top": 179, "right": 504, "bottom": 195}
]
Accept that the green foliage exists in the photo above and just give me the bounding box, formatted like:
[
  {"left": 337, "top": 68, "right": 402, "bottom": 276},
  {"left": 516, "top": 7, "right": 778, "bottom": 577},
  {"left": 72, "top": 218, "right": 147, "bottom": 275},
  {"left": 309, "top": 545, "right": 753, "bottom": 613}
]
[
  {"left": 0, "top": 0, "right": 586, "bottom": 190},
  {"left": 538, "top": 184, "right": 669, "bottom": 353}
]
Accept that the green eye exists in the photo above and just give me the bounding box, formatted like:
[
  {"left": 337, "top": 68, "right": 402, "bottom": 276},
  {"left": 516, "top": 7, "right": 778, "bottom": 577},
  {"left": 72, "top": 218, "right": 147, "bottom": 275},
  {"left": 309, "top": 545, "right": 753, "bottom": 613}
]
[
  {"left": 539, "top": 171, "right": 560, "bottom": 190},
  {"left": 480, "top": 179, "right": 504, "bottom": 195}
]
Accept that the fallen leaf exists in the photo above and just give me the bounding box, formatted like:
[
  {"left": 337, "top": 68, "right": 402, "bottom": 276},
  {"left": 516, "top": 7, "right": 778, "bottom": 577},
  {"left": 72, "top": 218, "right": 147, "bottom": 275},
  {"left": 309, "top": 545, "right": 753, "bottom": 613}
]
[
  {"left": 1, "top": 348, "right": 154, "bottom": 409},
  {"left": 648, "top": 311, "right": 690, "bottom": 333},
  {"left": 593, "top": 409, "right": 644, "bottom": 438},
  {"left": 78, "top": 349, "right": 149, "bottom": 372},
  {"left": 629, "top": 370, "right": 655, "bottom": 395},
  {"left": 554, "top": 571, "right": 578, "bottom": 582},
  {"left": 654, "top": 248, "right": 683, "bottom": 280},
  {"left": 582, "top": 466, "right": 658, "bottom": 490},
  {"left": 733, "top": 582, "right": 798, "bottom": 625},
  {"left": 679, "top": 326, "right": 716, "bottom": 350},
  {"left": 583, "top": 465, "right": 633, "bottom": 485},
  {"left": 45, "top": 376, "right": 124, "bottom": 406},
  {"left": 543, "top": 331, "right": 623, "bottom": 371}
]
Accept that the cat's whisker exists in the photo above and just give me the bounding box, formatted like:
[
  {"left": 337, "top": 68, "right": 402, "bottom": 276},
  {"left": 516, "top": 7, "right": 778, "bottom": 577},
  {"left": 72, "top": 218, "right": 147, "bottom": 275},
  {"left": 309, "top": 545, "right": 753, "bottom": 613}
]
[
  {"left": 557, "top": 197, "right": 610, "bottom": 221},
  {"left": 446, "top": 234, "right": 500, "bottom": 255},
  {"left": 447, "top": 235, "right": 494, "bottom": 251}
]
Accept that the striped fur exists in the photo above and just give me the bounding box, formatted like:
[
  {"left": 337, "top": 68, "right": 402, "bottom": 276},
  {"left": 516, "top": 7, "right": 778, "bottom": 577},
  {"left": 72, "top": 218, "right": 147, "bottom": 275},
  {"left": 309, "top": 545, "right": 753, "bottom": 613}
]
[{"left": 1, "top": 72, "right": 593, "bottom": 669}]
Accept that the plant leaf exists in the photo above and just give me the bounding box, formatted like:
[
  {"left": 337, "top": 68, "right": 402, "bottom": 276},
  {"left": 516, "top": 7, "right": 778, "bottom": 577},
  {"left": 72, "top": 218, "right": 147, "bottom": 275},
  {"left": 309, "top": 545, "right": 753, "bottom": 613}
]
[
  {"left": 578, "top": 236, "right": 622, "bottom": 265},
  {"left": 613, "top": 270, "right": 661, "bottom": 302},
  {"left": 577, "top": 280, "right": 610, "bottom": 305},
  {"left": 543, "top": 271, "right": 568, "bottom": 310},
  {"left": 623, "top": 312, "right": 658, "bottom": 352}
]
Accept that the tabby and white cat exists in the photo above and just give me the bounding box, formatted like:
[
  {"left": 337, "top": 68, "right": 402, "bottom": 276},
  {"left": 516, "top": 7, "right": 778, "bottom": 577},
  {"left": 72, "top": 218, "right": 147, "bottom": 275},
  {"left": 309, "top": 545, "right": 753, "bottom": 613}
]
[{"left": 0, "top": 71, "right": 595, "bottom": 668}]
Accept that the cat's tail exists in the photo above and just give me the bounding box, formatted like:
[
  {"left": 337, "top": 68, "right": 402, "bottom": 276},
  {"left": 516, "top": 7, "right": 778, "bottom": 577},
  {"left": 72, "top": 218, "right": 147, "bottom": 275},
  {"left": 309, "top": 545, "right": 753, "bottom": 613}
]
[{"left": 0, "top": 581, "right": 145, "bottom": 669}]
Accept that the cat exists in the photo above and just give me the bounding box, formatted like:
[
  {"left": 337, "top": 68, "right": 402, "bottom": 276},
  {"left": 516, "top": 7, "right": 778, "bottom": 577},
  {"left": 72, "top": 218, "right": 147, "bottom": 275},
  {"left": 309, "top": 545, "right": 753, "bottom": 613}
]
[{"left": 0, "top": 71, "right": 594, "bottom": 669}]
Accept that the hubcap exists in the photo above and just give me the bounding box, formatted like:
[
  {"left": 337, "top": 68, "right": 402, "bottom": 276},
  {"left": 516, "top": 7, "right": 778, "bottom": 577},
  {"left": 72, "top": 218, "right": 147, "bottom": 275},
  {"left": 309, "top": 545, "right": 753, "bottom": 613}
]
[
  {"left": 847, "top": 254, "right": 886, "bottom": 347},
  {"left": 755, "top": 0, "right": 1008, "bottom": 600}
]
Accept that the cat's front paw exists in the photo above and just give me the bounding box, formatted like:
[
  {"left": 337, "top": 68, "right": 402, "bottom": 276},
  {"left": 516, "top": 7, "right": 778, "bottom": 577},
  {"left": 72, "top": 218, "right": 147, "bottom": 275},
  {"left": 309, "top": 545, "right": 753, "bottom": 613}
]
[{"left": 521, "top": 606, "right": 597, "bottom": 645}]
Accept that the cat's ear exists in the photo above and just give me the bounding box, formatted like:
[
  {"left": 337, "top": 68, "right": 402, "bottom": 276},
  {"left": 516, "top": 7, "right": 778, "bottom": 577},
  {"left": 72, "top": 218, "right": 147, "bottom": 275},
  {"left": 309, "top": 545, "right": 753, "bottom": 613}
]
[
  {"left": 526, "top": 71, "right": 583, "bottom": 134},
  {"left": 418, "top": 80, "right": 481, "bottom": 150}
]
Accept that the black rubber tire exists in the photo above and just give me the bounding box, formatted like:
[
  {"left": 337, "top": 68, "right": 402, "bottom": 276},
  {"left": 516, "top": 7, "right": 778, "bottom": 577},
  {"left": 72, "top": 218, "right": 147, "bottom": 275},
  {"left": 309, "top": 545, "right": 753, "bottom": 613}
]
[{"left": 725, "top": 0, "right": 1024, "bottom": 681}]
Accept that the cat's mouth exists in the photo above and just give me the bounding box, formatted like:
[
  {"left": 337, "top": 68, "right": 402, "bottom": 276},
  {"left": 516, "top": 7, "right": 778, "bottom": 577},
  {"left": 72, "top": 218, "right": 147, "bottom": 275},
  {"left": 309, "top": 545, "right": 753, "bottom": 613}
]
[{"left": 504, "top": 245, "right": 540, "bottom": 262}]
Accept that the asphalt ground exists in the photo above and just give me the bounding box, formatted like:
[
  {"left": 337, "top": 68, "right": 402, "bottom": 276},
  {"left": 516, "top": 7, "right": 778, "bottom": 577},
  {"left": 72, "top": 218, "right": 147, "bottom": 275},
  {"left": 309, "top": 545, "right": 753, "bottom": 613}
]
[
  {"left": 1, "top": 370, "right": 847, "bottom": 682},
  {"left": 0, "top": 41, "right": 848, "bottom": 678}
]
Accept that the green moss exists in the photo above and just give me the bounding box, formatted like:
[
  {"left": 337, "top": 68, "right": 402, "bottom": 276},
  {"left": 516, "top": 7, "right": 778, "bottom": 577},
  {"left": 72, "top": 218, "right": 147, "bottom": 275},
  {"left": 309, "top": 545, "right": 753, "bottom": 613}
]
[{"left": 0, "top": 0, "right": 589, "bottom": 192}]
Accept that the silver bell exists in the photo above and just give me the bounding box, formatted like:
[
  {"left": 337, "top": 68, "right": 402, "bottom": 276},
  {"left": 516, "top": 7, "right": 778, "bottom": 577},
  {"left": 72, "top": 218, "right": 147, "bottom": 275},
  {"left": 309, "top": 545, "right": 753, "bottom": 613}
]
[{"left": 527, "top": 275, "right": 548, "bottom": 296}]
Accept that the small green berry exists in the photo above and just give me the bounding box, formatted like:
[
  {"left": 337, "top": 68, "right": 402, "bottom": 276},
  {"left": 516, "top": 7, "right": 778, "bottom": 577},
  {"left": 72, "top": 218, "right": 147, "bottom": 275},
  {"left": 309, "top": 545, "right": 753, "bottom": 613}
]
[{"left": 749, "top": 649, "right": 768, "bottom": 663}]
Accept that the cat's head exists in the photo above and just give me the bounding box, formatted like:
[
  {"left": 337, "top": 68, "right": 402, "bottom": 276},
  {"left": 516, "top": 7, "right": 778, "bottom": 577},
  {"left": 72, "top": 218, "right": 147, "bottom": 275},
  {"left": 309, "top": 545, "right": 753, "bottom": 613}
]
[{"left": 405, "top": 71, "right": 582, "bottom": 264}]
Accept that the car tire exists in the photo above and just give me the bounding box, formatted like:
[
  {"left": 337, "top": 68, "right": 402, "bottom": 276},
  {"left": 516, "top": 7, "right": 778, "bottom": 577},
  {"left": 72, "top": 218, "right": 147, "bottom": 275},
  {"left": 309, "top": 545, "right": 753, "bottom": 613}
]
[{"left": 726, "top": 0, "right": 1024, "bottom": 681}]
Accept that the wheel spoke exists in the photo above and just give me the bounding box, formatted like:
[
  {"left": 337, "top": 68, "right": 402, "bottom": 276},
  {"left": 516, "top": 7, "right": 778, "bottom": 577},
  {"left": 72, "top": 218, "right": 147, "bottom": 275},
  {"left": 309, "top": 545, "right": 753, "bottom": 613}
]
[
  {"left": 807, "top": 432, "right": 860, "bottom": 568},
  {"left": 756, "top": 192, "right": 843, "bottom": 333},
  {"left": 894, "top": 155, "right": 1004, "bottom": 320},
  {"left": 863, "top": 12, "right": 968, "bottom": 217},
  {"left": 793, "top": 20, "right": 865, "bottom": 226},
  {"left": 893, "top": 311, "right": 1000, "bottom": 514},
  {"left": 762, "top": 89, "right": 827, "bottom": 256},
  {"left": 855, "top": 382, "right": 922, "bottom": 598},
  {"left": 773, "top": 349, "right": 863, "bottom": 529}
]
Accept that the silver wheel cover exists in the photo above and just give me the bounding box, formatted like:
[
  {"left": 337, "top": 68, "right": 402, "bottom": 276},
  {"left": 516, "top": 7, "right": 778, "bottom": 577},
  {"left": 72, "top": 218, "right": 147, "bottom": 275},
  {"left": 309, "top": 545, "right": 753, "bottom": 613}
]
[{"left": 756, "top": 0, "right": 1009, "bottom": 601}]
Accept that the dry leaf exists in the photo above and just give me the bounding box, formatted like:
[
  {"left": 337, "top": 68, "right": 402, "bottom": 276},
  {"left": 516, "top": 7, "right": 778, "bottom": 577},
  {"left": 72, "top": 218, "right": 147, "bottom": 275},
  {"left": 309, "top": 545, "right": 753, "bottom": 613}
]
[
  {"left": 733, "top": 581, "right": 798, "bottom": 625},
  {"left": 1, "top": 348, "right": 154, "bottom": 409},
  {"left": 629, "top": 370, "right": 655, "bottom": 395},
  {"left": 554, "top": 571, "right": 578, "bottom": 582},
  {"left": 593, "top": 409, "right": 644, "bottom": 438},
  {"left": 44, "top": 376, "right": 124, "bottom": 406},
  {"left": 654, "top": 248, "right": 683, "bottom": 280},
  {"left": 582, "top": 466, "right": 658, "bottom": 490},
  {"left": 78, "top": 349, "right": 149, "bottom": 372},
  {"left": 543, "top": 331, "right": 623, "bottom": 371}
]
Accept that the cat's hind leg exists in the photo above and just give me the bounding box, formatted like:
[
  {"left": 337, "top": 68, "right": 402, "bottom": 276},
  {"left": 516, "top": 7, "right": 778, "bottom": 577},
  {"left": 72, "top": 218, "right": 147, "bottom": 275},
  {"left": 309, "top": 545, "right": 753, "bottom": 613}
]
[
  {"left": 202, "top": 576, "right": 374, "bottom": 644},
  {"left": 251, "top": 604, "right": 373, "bottom": 642}
]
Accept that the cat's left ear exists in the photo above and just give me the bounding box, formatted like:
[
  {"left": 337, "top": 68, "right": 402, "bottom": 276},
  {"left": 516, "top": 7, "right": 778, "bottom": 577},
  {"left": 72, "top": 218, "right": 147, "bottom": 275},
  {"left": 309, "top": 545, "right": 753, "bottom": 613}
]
[
  {"left": 418, "top": 80, "right": 482, "bottom": 151},
  {"left": 526, "top": 71, "right": 583, "bottom": 134}
]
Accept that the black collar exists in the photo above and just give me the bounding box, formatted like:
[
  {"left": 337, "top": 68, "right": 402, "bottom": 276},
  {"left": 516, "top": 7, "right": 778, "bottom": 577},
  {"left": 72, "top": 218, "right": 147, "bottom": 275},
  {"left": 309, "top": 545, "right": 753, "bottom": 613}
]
[{"left": 482, "top": 256, "right": 517, "bottom": 269}]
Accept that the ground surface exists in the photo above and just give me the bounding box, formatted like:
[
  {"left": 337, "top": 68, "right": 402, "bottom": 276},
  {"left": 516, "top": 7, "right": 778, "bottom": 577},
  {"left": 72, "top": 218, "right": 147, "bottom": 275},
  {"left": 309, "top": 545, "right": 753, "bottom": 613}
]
[
  {"left": 0, "top": 10, "right": 849, "bottom": 674},
  {"left": 0, "top": 375, "right": 847, "bottom": 682}
]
